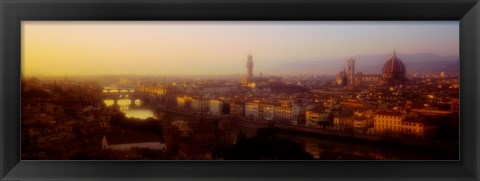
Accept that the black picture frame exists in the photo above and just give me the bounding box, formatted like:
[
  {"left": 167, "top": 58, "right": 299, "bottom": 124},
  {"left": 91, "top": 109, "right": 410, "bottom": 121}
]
[{"left": 1, "top": 0, "right": 479, "bottom": 180}]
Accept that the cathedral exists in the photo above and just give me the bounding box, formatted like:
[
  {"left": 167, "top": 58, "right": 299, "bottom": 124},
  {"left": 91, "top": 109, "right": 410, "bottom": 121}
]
[
  {"left": 336, "top": 50, "right": 407, "bottom": 87},
  {"left": 381, "top": 50, "right": 407, "bottom": 85}
]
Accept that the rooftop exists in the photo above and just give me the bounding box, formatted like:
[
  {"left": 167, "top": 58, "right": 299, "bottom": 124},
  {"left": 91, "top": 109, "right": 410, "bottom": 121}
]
[{"left": 375, "top": 111, "right": 405, "bottom": 117}]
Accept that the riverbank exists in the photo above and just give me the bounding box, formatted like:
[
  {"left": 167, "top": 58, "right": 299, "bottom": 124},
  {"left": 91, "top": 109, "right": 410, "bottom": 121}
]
[
  {"left": 151, "top": 105, "right": 457, "bottom": 159},
  {"left": 235, "top": 119, "right": 457, "bottom": 149},
  {"left": 235, "top": 121, "right": 458, "bottom": 160}
]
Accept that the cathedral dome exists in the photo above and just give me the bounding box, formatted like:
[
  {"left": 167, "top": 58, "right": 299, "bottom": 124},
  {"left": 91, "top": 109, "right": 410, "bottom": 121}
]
[
  {"left": 382, "top": 50, "right": 406, "bottom": 74},
  {"left": 382, "top": 50, "right": 407, "bottom": 85}
]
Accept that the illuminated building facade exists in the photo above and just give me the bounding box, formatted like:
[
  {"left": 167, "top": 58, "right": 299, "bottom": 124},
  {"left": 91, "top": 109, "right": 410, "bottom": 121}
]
[{"left": 373, "top": 111, "right": 437, "bottom": 140}]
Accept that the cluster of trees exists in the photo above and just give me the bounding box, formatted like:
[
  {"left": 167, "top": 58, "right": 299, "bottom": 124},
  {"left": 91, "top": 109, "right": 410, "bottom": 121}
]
[
  {"left": 109, "top": 113, "right": 162, "bottom": 136},
  {"left": 22, "top": 88, "right": 51, "bottom": 99},
  {"left": 70, "top": 147, "right": 170, "bottom": 160},
  {"left": 213, "top": 128, "right": 313, "bottom": 160}
]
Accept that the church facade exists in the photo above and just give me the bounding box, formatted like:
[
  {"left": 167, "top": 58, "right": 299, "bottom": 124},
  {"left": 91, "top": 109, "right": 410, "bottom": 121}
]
[{"left": 336, "top": 50, "right": 407, "bottom": 87}]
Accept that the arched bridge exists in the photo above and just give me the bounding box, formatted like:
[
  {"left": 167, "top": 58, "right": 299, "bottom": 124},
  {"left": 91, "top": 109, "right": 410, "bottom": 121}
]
[{"left": 102, "top": 86, "right": 140, "bottom": 101}]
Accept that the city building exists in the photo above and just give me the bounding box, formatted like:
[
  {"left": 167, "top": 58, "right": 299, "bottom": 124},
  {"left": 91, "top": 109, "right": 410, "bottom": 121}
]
[
  {"left": 176, "top": 96, "right": 191, "bottom": 109},
  {"left": 306, "top": 109, "right": 331, "bottom": 127},
  {"left": 373, "top": 111, "right": 405, "bottom": 135},
  {"left": 191, "top": 97, "right": 210, "bottom": 112},
  {"left": 262, "top": 103, "right": 275, "bottom": 121},
  {"left": 340, "top": 101, "right": 364, "bottom": 108},
  {"left": 336, "top": 50, "right": 407, "bottom": 87},
  {"left": 24, "top": 101, "right": 65, "bottom": 117},
  {"left": 265, "top": 84, "right": 307, "bottom": 94},
  {"left": 245, "top": 101, "right": 261, "bottom": 121},
  {"left": 333, "top": 115, "right": 350, "bottom": 127},
  {"left": 209, "top": 99, "right": 223, "bottom": 115},
  {"left": 229, "top": 101, "right": 245, "bottom": 117},
  {"left": 201, "top": 84, "right": 232, "bottom": 94},
  {"left": 274, "top": 102, "right": 296, "bottom": 125},
  {"left": 373, "top": 111, "right": 437, "bottom": 139},
  {"left": 141, "top": 85, "right": 167, "bottom": 95},
  {"left": 353, "top": 118, "right": 372, "bottom": 130}
]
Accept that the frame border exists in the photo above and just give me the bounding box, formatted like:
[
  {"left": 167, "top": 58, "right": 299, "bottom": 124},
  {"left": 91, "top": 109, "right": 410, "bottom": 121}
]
[{"left": 1, "top": 0, "right": 479, "bottom": 180}]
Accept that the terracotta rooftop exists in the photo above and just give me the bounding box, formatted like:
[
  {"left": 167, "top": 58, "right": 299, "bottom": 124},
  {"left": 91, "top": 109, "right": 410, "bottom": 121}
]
[{"left": 375, "top": 111, "right": 405, "bottom": 117}]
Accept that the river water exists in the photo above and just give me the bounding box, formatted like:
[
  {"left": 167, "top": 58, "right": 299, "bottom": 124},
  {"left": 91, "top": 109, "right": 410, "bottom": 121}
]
[
  {"left": 102, "top": 97, "right": 457, "bottom": 160},
  {"left": 236, "top": 126, "right": 458, "bottom": 160}
]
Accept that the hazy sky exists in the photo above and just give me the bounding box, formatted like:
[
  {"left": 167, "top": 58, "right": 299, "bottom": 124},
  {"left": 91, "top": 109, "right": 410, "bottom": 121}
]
[{"left": 22, "top": 21, "right": 458, "bottom": 76}]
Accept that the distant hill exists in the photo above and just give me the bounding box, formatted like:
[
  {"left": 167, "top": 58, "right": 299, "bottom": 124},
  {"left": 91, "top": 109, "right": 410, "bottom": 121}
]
[{"left": 268, "top": 53, "right": 459, "bottom": 75}]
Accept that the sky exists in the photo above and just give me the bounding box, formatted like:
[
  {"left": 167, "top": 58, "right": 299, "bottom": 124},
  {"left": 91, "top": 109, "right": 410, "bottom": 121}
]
[{"left": 22, "top": 21, "right": 459, "bottom": 76}]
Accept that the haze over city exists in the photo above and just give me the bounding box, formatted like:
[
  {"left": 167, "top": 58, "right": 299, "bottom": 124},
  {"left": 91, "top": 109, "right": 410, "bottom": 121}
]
[
  {"left": 21, "top": 21, "right": 459, "bottom": 160},
  {"left": 22, "top": 21, "right": 458, "bottom": 76}
]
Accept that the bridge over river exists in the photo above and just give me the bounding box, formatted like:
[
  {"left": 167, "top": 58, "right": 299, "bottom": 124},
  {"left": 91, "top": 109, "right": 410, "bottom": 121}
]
[{"left": 101, "top": 85, "right": 143, "bottom": 105}]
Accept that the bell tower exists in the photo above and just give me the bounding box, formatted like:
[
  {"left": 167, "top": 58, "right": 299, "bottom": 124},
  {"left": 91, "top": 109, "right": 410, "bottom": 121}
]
[
  {"left": 347, "top": 58, "right": 355, "bottom": 86},
  {"left": 247, "top": 54, "right": 254, "bottom": 78}
]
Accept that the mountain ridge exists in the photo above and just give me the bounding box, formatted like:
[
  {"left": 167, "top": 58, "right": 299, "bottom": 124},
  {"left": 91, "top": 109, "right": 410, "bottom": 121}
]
[{"left": 267, "top": 53, "right": 459, "bottom": 75}]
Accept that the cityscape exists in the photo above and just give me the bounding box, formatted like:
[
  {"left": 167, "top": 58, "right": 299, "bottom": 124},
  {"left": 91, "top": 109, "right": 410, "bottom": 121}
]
[{"left": 21, "top": 22, "right": 459, "bottom": 160}]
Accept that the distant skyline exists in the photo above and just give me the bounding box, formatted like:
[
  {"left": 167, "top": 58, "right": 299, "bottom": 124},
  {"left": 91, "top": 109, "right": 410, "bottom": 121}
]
[{"left": 22, "top": 21, "right": 459, "bottom": 76}]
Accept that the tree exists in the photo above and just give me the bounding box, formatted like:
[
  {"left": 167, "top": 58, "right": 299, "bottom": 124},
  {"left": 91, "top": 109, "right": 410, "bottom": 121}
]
[
  {"left": 224, "top": 128, "right": 313, "bottom": 160},
  {"left": 23, "top": 88, "right": 51, "bottom": 99},
  {"left": 237, "top": 130, "right": 247, "bottom": 143},
  {"left": 109, "top": 113, "right": 126, "bottom": 126}
]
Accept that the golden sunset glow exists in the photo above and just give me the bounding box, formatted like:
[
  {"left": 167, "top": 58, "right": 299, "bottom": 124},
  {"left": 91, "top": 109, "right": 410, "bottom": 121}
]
[
  {"left": 22, "top": 21, "right": 458, "bottom": 77},
  {"left": 21, "top": 21, "right": 459, "bottom": 160}
]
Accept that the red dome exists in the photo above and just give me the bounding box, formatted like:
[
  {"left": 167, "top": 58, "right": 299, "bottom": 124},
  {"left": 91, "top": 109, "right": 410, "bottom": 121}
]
[{"left": 382, "top": 50, "right": 406, "bottom": 74}]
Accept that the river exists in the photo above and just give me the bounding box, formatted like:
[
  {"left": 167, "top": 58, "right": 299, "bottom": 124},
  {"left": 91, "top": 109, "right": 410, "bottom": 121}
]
[{"left": 102, "top": 97, "right": 457, "bottom": 160}]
